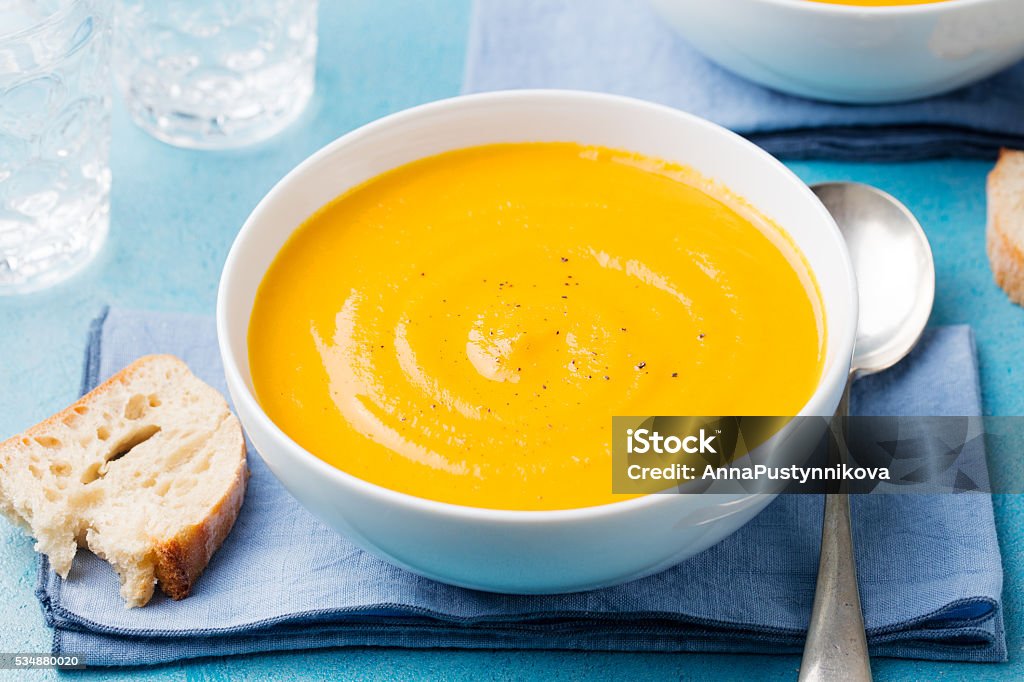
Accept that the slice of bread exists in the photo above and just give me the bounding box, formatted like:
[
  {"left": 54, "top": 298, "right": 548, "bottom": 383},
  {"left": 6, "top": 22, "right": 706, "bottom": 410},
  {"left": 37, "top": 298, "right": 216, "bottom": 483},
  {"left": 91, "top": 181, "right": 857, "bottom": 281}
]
[
  {"left": 0, "top": 355, "right": 247, "bottom": 608},
  {"left": 987, "top": 149, "right": 1024, "bottom": 306}
]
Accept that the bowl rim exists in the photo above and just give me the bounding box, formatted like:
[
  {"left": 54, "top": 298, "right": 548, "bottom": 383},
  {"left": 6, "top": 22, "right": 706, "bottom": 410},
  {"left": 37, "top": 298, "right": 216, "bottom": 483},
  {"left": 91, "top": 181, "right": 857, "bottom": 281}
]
[
  {"left": 217, "top": 89, "right": 858, "bottom": 525},
  {"left": 750, "top": 0, "right": 996, "bottom": 15}
]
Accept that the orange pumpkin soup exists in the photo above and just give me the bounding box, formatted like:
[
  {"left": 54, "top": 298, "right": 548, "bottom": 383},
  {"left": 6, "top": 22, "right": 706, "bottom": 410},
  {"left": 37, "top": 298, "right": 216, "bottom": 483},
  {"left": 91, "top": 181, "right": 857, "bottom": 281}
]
[{"left": 248, "top": 143, "right": 825, "bottom": 510}]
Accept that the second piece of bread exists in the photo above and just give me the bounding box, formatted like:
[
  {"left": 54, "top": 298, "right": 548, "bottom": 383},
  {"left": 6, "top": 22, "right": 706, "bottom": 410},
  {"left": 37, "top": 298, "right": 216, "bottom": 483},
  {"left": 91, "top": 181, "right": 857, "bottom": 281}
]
[{"left": 987, "top": 148, "right": 1024, "bottom": 306}]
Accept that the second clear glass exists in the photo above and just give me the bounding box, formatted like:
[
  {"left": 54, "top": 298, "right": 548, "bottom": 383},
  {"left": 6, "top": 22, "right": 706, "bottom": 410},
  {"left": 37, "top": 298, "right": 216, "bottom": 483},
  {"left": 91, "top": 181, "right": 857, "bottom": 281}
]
[{"left": 113, "top": 0, "right": 318, "bottom": 149}]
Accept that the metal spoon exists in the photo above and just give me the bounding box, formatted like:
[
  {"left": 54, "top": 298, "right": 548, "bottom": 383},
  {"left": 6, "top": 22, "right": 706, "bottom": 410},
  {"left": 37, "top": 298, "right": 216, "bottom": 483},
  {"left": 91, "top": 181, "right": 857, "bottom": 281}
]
[{"left": 798, "top": 182, "right": 935, "bottom": 682}]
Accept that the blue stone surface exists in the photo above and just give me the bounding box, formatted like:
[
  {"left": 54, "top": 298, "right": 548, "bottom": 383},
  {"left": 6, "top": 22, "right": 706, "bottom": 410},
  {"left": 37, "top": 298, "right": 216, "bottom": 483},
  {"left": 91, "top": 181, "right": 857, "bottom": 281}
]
[{"left": 1, "top": 1, "right": 1021, "bottom": 678}]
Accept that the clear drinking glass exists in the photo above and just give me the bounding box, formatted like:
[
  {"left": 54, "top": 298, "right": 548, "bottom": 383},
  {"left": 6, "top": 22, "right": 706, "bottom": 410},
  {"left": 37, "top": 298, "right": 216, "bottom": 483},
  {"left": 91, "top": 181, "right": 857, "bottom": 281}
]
[
  {"left": 0, "top": 0, "right": 112, "bottom": 295},
  {"left": 114, "top": 0, "right": 318, "bottom": 149}
]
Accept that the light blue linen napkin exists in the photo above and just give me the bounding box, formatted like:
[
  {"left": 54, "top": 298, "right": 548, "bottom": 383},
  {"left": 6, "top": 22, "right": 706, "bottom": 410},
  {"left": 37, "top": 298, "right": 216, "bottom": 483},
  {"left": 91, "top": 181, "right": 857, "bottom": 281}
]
[
  {"left": 462, "top": 0, "right": 1024, "bottom": 160},
  {"left": 35, "top": 308, "right": 1004, "bottom": 665}
]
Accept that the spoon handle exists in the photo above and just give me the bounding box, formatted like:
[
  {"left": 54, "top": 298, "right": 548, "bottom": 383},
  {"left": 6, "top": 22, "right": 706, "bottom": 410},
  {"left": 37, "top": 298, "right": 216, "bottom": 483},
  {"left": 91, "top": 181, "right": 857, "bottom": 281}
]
[{"left": 798, "top": 386, "right": 872, "bottom": 682}]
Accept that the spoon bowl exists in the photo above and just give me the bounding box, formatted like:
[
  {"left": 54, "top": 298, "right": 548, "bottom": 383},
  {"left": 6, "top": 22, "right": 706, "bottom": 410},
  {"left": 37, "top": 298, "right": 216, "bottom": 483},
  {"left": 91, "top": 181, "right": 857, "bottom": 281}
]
[{"left": 813, "top": 182, "right": 935, "bottom": 377}]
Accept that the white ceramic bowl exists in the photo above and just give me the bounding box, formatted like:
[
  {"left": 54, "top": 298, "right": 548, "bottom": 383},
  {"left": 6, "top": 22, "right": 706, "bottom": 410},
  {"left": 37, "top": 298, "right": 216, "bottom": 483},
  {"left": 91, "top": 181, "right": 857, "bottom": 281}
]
[
  {"left": 648, "top": 0, "right": 1024, "bottom": 103},
  {"left": 217, "top": 90, "right": 857, "bottom": 594}
]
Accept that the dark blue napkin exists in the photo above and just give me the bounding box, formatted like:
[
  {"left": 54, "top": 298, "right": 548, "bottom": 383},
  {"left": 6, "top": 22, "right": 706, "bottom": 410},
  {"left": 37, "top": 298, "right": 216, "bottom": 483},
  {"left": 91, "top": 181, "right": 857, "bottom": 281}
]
[
  {"left": 36, "top": 308, "right": 1004, "bottom": 665},
  {"left": 462, "top": 0, "right": 1024, "bottom": 160}
]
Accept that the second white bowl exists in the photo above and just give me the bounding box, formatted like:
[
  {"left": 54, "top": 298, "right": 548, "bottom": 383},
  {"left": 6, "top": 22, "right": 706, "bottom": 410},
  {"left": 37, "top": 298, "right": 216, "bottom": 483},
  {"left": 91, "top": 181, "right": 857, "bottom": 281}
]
[{"left": 649, "top": 0, "right": 1024, "bottom": 103}]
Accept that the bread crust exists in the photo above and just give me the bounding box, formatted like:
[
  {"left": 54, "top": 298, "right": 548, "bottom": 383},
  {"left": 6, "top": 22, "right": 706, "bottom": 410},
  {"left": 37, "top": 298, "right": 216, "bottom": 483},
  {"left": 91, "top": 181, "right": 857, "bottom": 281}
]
[
  {"left": 987, "top": 149, "right": 1024, "bottom": 306},
  {"left": 988, "top": 224, "right": 1024, "bottom": 306},
  {"left": 154, "top": 441, "right": 248, "bottom": 600}
]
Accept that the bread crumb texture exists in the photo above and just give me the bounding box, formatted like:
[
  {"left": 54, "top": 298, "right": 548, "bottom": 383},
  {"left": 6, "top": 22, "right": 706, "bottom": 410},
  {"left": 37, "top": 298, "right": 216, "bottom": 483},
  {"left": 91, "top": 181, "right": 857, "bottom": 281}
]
[
  {"left": 0, "top": 355, "right": 247, "bottom": 607},
  {"left": 988, "top": 149, "right": 1024, "bottom": 306}
]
